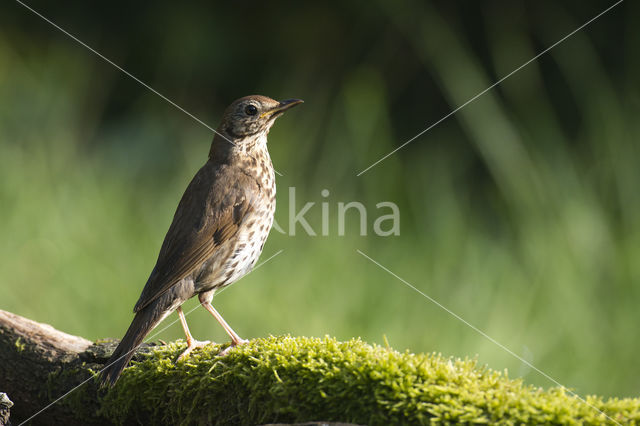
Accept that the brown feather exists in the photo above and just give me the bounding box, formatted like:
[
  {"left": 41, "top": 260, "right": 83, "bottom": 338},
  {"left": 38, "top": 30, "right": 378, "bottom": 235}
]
[{"left": 133, "top": 162, "right": 256, "bottom": 313}]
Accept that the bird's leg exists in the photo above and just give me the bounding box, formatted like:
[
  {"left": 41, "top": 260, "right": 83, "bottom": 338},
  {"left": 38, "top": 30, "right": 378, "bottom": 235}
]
[
  {"left": 176, "top": 306, "right": 212, "bottom": 361},
  {"left": 199, "top": 300, "right": 248, "bottom": 355}
]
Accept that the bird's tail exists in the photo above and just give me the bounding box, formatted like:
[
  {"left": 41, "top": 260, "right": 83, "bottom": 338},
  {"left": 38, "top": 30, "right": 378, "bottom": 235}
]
[{"left": 99, "top": 305, "right": 166, "bottom": 386}]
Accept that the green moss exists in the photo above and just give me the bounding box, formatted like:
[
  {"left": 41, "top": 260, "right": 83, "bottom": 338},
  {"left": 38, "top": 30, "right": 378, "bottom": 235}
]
[
  {"left": 14, "top": 337, "right": 25, "bottom": 352},
  {"left": 47, "top": 365, "right": 104, "bottom": 422},
  {"left": 97, "top": 336, "right": 640, "bottom": 425}
]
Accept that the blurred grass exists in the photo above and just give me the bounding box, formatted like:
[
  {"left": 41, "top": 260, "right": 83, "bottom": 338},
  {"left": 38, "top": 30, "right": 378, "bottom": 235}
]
[{"left": 1, "top": 0, "right": 639, "bottom": 403}]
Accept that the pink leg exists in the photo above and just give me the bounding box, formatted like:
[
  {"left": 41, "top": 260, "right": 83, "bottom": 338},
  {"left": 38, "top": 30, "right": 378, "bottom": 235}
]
[
  {"left": 200, "top": 301, "right": 248, "bottom": 351},
  {"left": 176, "top": 306, "right": 212, "bottom": 360}
]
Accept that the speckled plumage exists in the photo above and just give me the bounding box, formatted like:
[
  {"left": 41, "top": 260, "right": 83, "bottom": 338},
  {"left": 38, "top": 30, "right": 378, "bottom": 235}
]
[{"left": 100, "top": 95, "right": 302, "bottom": 386}]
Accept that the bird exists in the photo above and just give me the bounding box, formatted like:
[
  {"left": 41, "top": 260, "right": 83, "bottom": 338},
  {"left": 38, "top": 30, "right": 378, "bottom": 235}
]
[{"left": 99, "top": 95, "right": 303, "bottom": 386}]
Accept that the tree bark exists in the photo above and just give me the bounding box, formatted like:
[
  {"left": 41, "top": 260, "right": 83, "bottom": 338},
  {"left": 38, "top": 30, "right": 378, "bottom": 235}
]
[
  {"left": 0, "top": 309, "right": 110, "bottom": 425},
  {"left": 0, "top": 393, "right": 13, "bottom": 426}
]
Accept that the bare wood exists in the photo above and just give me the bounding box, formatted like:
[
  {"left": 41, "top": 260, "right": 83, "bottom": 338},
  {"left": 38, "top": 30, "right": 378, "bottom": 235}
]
[
  {"left": 0, "top": 310, "right": 91, "bottom": 360},
  {"left": 0, "top": 309, "right": 107, "bottom": 425}
]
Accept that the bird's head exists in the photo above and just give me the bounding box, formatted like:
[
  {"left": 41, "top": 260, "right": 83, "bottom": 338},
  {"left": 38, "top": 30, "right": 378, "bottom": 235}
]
[
  {"left": 210, "top": 95, "right": 302, "bottom": 160},
  {"left": 220, "top": 95, "right": 303, "bottom": 140}
]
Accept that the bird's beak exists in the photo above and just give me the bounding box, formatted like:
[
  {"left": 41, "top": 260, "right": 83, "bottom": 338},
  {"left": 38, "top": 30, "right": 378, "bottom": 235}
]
[{"left": 262, "top": 99, "right": 304, "bottom": 118}]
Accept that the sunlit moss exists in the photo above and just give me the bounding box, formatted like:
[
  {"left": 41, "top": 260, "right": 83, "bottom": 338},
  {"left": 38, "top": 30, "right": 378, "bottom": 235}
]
[
  {"left": 14, "top": 337, "right": 25, "bottom": 352},
  {"left": 97, "top": 336, "right": 640, "bottom": 425}
]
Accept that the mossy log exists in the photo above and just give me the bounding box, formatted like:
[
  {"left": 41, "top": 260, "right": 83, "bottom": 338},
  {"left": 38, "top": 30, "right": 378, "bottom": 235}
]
[
  {"left": 1, "top": 309, "right": 639, "bottom": 425},
  {"left": 0, "top": 310, "right": 356, "bottom": 425},
  {"left": 0, "top": 309, "right": 110, "bottom": 424}
]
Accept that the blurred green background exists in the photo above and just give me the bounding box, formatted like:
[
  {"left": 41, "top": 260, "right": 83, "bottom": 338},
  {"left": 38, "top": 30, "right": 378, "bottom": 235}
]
[{"left": 1, "top": 1, "right": 638, "bottom": 399}]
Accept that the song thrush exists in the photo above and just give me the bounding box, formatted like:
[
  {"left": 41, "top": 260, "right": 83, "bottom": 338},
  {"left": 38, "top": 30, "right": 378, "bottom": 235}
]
[{"left": 99, "top": 95, "right": 302, "bottom": 386}]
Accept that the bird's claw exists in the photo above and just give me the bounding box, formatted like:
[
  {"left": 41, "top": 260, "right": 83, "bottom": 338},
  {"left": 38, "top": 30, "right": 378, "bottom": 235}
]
[
  {"left": 177, "top": 339, "right": 213, "bottom": 361},
  {"left": 218, "top": 338, "right": 248, "bottom": 356}
]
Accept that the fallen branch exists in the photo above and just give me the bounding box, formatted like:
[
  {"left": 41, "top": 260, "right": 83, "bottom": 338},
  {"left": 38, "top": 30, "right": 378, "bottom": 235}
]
[
  {"left": 0, "top": 309, "right": 110, "bottom": 424},
  {"left": 1, "top": 309, "right": 639, "bottom": 425}
]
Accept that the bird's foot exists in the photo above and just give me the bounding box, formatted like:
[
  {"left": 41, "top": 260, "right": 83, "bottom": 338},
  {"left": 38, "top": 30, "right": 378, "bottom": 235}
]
[
  {"left": 218, "top": 338, "right": 249, "bottom": 357},
  {"left": 177, "top": 339, "right": 213, "bottom": 361}
]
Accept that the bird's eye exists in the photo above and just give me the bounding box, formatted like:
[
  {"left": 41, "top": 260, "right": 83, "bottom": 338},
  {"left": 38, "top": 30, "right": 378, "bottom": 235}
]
[{"left": 244, "top": 105, "right": 258, "bottom": 116}]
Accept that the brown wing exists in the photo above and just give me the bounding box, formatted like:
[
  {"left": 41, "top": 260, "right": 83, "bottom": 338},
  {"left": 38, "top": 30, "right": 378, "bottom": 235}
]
[{"left": 133, "top": 161, "right": 255, "bottom": 313}]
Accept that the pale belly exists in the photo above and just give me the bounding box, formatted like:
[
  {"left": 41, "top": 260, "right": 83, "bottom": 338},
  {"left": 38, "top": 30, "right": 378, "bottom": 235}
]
[
  {"left": 221, "top": 211, "right": 274, "bottom": 284},
  {"left": 193, "top": 203, "right": 275, "bottom": 293}
]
